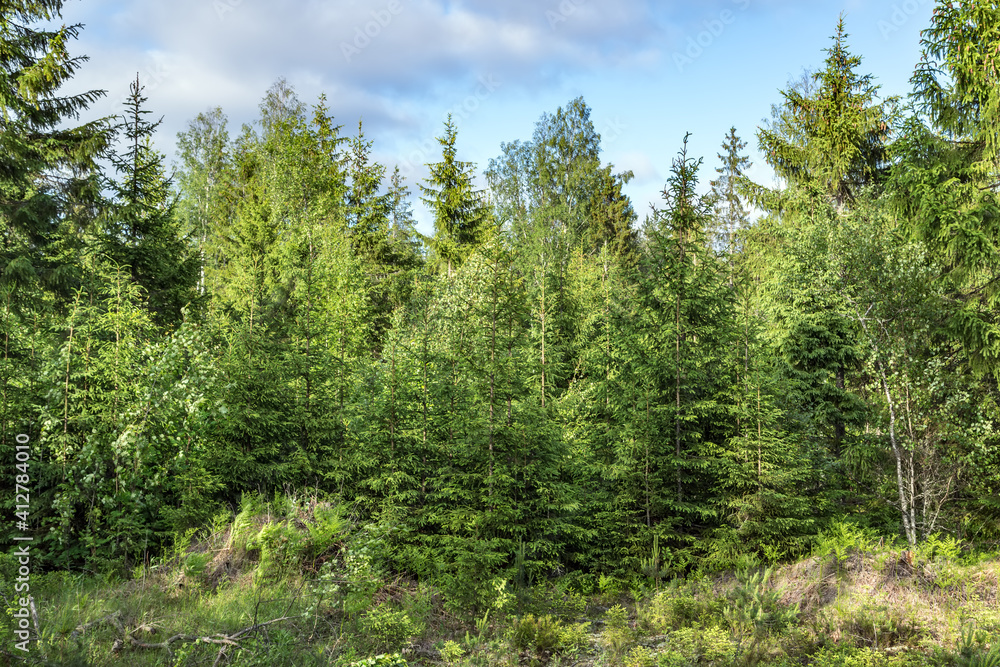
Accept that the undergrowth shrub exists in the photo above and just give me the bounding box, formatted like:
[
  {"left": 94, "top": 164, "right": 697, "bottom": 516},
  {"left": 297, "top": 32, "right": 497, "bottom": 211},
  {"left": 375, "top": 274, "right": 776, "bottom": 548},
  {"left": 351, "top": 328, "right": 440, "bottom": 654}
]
[
  {"left": 306, "top": 503, "right": 348, "bottom": 560},
  {"left": 338, "top": 527, "right": 385, "bottom": 616},
  {"left": 723, "top": 567, "right": 798, "bottom": 641},
  {"left": 624, "top": 645, "right": 656, "bottom": 667},
  {"left": 359, "top": 606, "right": 418, "bottom": 653},
  {"left": 439, "top": 640, "right": 465, "bottom": 664},
  {"left": 509, "top": 614, "right": 563, "bottom": 653},
  {"left": 814, "top": 521, "right": 881, "bottom": 564},
  {"left": 838, "top": 603, "right": 925, "bottom": 649},
  {"left": 947, "top": 623, "right": 1000, "bottom": 667},
  {"left": 657, "top": 625, "right": 736, "bottom": 667},
  {"left": 639, "top": 577, "right": 717, "bottom": 633},
  {"left": 249, "top": 522, "right": 307, "bottom": 579},
  {"left": 917, "top": 533, "right": 967, "bottom": 590},
  {"left": 810, "top": 645, "right": 890, "bottom": 667},
  {"left": 507, "top": 614, "right": 590, "bottom": 656},
  {"left": 183, "top": 551, "right": 212, "bottom": 584},
  {"left": 226, "top": 492, "right": 349, "bottom": 584},
  {"left": 518, "top": 583, "right": 588, "bottom": 622},
  {"left": 602, "top": 604, "right": 635, "bottom": 661}
]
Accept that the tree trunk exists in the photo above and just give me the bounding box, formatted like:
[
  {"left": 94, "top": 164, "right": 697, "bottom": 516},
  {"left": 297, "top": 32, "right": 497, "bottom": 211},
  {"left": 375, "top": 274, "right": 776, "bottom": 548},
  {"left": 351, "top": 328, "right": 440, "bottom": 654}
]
[{"left": 876, "top": 359, "right": 916, "bottom": 546}]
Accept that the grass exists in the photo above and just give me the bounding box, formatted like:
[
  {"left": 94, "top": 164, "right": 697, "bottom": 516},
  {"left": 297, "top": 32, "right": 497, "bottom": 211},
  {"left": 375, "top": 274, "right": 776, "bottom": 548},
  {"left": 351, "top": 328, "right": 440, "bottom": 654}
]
[{"left": 3, "top": 504, "right": 1000, "bottom": 666}]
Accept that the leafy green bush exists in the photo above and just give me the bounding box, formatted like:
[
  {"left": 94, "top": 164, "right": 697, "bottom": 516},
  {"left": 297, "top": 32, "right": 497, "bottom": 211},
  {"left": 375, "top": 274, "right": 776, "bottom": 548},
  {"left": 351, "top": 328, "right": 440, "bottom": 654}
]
[
  {"left": 360, "top": 606, "right": 418, "bottom": 653},
  {"left": 439, "top": 640, "right": 465, "bottom": 664},
  {"left": 813, "top": 521, "right": 880, "bottom": 564},
  {"left": 810, "top": 645, "right": 889, "bottom": 667},
  {"left": 337, "top": 529, "right": 386, "bottom": 616},
  {"left": 638, "top": 591, "right": 673, "bottom": 634},
  {"left": 625, "top": 646, "right": 656, "bottom": 667},
  {"left": 602, "top": 604, "right": 635, "bottom": 659},
  {"left": 183, "top": 551, "right": 212, "bottom": 583},
  {"left": 508, "top": 614, "right": 564, "bottom": 653},
  {"left": 520, "top": 583, "right": 589, "bottom": 622},
  {"left": 306, "top": 502, "right": 347, "bottom": 558},
  {"left": 507, "top": 613, "right": 590, "bottom": 658},
  {"left": 917, "top": 533, "right": 966, "bottom": 589},
  {"left": 249, "top": 521, "right": 306, "bottom": 577},
  {"left": 558, "top": 620, "right": 592, "bottom": 653},
  {"left": 950, "top": 623, "right": 1000, "bottom": 667},
  {"left": 657, "top": 625, "right": 736, "bottom": 667},
  {"left": 230, "top": 493, "right": 266, "bottom": 551},
  {"left": 639, "top": 581, "right": 716, "bottom": 634},
  {"left": 917, "top": 533, "right": 964, "bottom": 564}
]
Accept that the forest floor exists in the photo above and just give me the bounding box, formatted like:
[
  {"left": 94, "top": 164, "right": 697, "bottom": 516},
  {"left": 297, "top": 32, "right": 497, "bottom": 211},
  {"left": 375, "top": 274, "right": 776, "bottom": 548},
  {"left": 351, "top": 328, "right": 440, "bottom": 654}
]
[{"left": 4, "top": 498, "right": 1000, "bottom": 666}]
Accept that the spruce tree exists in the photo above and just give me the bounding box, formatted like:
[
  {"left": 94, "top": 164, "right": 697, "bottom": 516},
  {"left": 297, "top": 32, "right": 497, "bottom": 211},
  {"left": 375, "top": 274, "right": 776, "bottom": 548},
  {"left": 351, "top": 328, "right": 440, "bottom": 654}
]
[
  {"left": 709, "top": 127, "right": 751, "bottom": 259},
  {"left": 587, "top": 166, "right": 638, "bottom": 260},
  {"left": 892, "top": 2, "right": 1000, "bottom": 376},
  {"left": 629, "top": 134, "right": 734, "bottom": 542},
  {"left": 744, "top": 20, "right": 885, "bottom": 468},
  {"left": 388, "top": 166, "right": 421, "bottom": 260},
  {"left": 0, "top": 0, "right": 109, "bottom": 309},
  {"left": 420, "top": 115, "right": 489, "bottom": 277},
  {"left": 100, "top": 76, "right": 199, "bottom": 328},
  {"left": 346, "top": 120, "right": 392, "bottom": 264},
  {"left": 754, "top": 16, "right": 894, "bottom": 211}
]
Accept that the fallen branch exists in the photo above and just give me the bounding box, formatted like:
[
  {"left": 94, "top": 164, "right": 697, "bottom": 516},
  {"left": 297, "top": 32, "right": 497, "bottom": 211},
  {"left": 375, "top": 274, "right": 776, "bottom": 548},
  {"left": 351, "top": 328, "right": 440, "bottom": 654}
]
[
  {"left": 74, "top": 611, "right": 301, "bottom": 660},
  {"left": 117, "top": 616, "right": 301, "bottom": 658},
  {"left": 70, "top": 611, "right": 123, "bottom": 639}
]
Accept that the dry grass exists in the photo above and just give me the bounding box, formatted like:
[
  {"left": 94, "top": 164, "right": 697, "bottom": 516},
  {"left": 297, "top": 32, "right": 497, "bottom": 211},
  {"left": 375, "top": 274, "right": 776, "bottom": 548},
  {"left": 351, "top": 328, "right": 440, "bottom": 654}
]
[{"left": 771, "top": 548, "right": 1000, "bottom": 650}]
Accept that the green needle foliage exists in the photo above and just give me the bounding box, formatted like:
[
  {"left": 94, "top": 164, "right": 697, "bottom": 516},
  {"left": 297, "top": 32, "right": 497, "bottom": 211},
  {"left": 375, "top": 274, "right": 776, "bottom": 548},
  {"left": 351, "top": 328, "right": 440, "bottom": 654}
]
[
  {"left": 100, "top": 75, "right": 199, "bottom": 329},
  {"left": 7, "top": 1, "right": 1000, "bottom": 626},
  {"left": 420, "top": 115, "right": 489, "bottom": 278},
  {"left": 0, "top": 0, "right": 109, "bottom": 310}
]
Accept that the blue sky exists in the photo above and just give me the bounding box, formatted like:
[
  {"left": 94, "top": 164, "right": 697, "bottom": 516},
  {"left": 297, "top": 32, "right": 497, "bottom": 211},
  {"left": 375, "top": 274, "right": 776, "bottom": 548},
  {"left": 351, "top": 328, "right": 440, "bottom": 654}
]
[{"left": 60, "top": 0, "right": 936, "bottom": 234}]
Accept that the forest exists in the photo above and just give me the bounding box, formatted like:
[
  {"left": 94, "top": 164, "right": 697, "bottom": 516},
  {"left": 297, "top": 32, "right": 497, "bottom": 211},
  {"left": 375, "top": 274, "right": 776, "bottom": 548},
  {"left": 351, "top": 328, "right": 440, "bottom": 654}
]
[{"left": 3, "top": 1, "right": 1000, "bottom": 665}]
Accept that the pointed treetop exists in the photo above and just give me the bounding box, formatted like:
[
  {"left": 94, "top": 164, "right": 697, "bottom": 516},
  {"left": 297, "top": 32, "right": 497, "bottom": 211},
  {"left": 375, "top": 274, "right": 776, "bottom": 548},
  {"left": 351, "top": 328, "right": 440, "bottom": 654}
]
[{"left": 755, "top": 15, "right": 895, "bottom": 210}]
